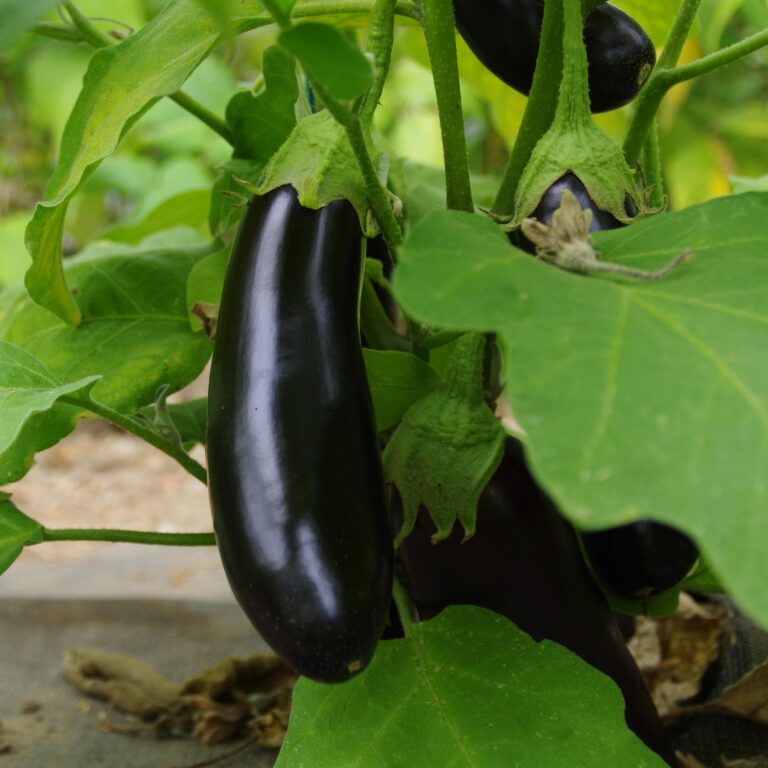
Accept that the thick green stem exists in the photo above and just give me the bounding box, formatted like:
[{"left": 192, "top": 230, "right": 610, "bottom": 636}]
[
  {"left": 292, "top": 0, "right": 421, "bottom": 23},
  {"left": 313, "top": 81, "right": 403, "bottom": 249},
  {"left": 623, "top": 0, "right": 702, "bottom": 165},
  {"left": 491, "top": 0, "right": 564, "bottom": 217},
  {"left": 421, "top": 0, "right": 473, "bottom": 212},
  {"left": 642, "top": 119, "right": 664, "bottom": 208},
  {"left": 40, "top": 528, "right": 215, "bottom": 546},
  {"left": 62, "top": 0, "right": 233, "bottom": 145},
  {"left": 60, "top": 395, "right": 208, "bottom": 485},
  {"left": 663, "top": 26, "right": 768, "bottom": 85},
  {"left": 31, "top": 22, "right": 85, "bottom": 43},
  {"left": 359, "top": 0, "right": 397, "bottom": 126}
]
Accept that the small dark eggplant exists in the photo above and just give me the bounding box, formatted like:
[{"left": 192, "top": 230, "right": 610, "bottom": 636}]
[
  {"left": 207, "top": 186, "right": 393, "bottom": 683},
  {"left": 583, "top": 521, "right": 699, "bottom": 600},
  {"left": 453, "top": 0, "right": 656, "bottom": 113}
]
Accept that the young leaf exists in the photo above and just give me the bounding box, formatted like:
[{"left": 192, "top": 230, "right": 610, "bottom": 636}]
[
  {"left": 393, "top": 194, "right": 768, "bottom": 628},
  {"left": 276, "top": 606, "right": 667, "bottom": 767},
  {"left": 0, "top": 496, "right": 43, "bottom": 577},
  {"left": 24, "top": 0, "right": 263, "bottom": 326},
  {"left": 279, "top": 23, "right": 373, "bottom": 101},
  {"left": 362, "top": 350, "right": 442, "bottom": 432},
  {"left": 139, "top": 397, "right": 208, "bottom": 449},
  {"left": 226, "top": 45, "right": 299, "bottom": 161},
  {"left": 384, "top": 333, "right": 505, "bottom": 543},
  {"left": 0, "top": 341, "right": 99, "bottom": 483},
  {"left": 2, "top": 241, "right": 213, "bottom": 415}
]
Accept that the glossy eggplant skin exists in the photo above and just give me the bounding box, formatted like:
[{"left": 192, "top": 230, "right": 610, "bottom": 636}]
[
  {"left": 516, "top": 172, "right": 624, "bottom": 253},
  {"left": 583, "top": 521, "right": 699, "bottom": 599},
  {"left": 395, "top": 440, "right": 676, "bottom": 765},
  {"left": 453, "top": 0, "right": 656, "bottom": 113},
  {"left": 207, "top": 186, "right": 393, "bottom": 684}
]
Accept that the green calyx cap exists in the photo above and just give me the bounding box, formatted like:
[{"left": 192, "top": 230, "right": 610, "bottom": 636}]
[
  {"left": 384, "top": 332, "right": 506, "bottom": 546},
  {"left": 511, "top": 0, "right": 646, "bottom": 228}
]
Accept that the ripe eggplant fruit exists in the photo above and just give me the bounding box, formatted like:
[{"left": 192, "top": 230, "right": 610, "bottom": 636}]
[
  {"left": 583, "top": 521, "right": 699, "bottom": 600},
  {"left": 394, "top": 440, "right": 676, "bottom": 764},
  {"left": 207, "top": 186, "right": 393, "bottom": 683},
  {"left": 453, "top": 0, "right": 656, "bottom": 113}
]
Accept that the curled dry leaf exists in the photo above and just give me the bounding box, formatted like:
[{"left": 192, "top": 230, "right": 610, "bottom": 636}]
[
  {"left": 628, "top": 594, "right": 728, "bottom": 715},
  {"left": 521, "top": 189, "right": 690, "bottom": 280},
  {"left": 63, "top": 648, "right": 297, "bottom": 750}
]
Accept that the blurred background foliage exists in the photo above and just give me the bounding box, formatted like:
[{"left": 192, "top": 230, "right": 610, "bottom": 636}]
[{"left": 0, "top": 0, "right": 766, "bottom": 291}]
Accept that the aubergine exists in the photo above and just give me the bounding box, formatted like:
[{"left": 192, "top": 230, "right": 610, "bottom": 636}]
[
  {"left": 207, "top": 186, "right": 393, "bottom": 683},
  {"left": 453, "top": 0, "right": 656, "bottom": 113},
  {"left": 394, "top": 440, "right": 676, "bottom": 764},
  {"left": 583, "top": 521, "right": 699, "bottom": 599}
]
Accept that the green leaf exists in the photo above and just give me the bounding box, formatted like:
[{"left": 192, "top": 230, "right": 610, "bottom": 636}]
[
  {"left": 0, "top": 497, "right": 43, "bottom": 577},
  {"left": 139, "top": 397, "right": 208, "bottom": 449},
  {"left": 363, "top": 350, "right": 442, "bottom": 432},
  {"left": 226, "top": 45, "right": 299, "bottom": 161},
  {"left": 384, "top": 333, "right": 505, "bottom": 544},
  {"left": 24, "top": 0, "right": 263, "bottom": 326},
  {"left": 257, "top": 110, "right": 372, "bottom": 230},
  {"left": 99, "top": 189, "right": 211, "bottom": 244},
  {"left": 277, "top": 606, "right": 666, "bottom": 767},
  {"left": 0, "top": 341, "right": 100, "bottom": 483},
  {"left": 279, "top": 22, "right": 373, "bottom": 101},
  {"left": 0, "top": 0, "right": 57, "bottom": 49},
  {"left": 393, "top": 194, "right": 768, "bottom": 627},
  {"left": 3, "top": 241, "right": 213, "bottom": 414}
]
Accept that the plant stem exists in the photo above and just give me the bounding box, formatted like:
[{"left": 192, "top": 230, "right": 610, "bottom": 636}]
[
  {"left": 60, "top": 395, "right": 208, "bottom": 485},
  {"left": 662, "top": 26, "right": 768, "bottom": 85},
  {"left": 291, "top": 0, "right": 421, "bottom": 23},
  {"left": 260, "top": 0, "right": 292, "bottom": 28},
  {"left": 492, "top": 0, "right": 564, "bottom": 217},
  {"left": 392, "top": 575, "right": 416, "bottom": 637},
  {"left": 421, "top": 0, "right": 473, "bottom": 212},
  {"left": 40, "top": 527, "right": 215, "bottom": 546},
  {"left": 61, "top": 0, "right": 233, "bottom": 145},
  {"left": 642, "top": 119, "right": 665, "bottom": 208},
  {"left": 313, "top": 81, "right": 403, "bottom": 250},
  {"left": 359, "top": 0, "right": 397, "bottom": 126},
  {"left": 623, "top": 0, "right": 702, "bottom": 166},
  {"left": 31, "top": 22, "right": 85, "bottom": 43},
  {"left": 169, "top": 91, "right": 234, "bottom": 144}
]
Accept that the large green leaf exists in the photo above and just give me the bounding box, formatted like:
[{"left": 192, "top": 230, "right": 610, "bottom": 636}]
[
  {"left": 277, "top": 606, "right": 666, "bottom": 767},
  {"left": 393, "top": 193, "right": 768, "bottom": 627},
  {"left": 0, "top": 496, "right": 43, "bottom": 577},
  {"left": 0, "top": 341, "right": 99, "bottom": 483},
  {"left": 2, "top": 242, "right": 212, "bottom": 414},
  {"left": 24, "top": 0, "right": 264, "bottom": 326}
]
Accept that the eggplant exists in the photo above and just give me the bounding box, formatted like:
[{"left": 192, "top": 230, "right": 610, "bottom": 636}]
[
  {"left": 394, "top": 440, "right": 676, "bottom": 764},
  {"left": 453, "top": 0, "right": 656, "bottom": 113},
  {"left": 583, "top": 521, "right": 699, "bottom": 599},
  {"left": 207, "top": 186, "right": 393, "bottom": 683}
]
